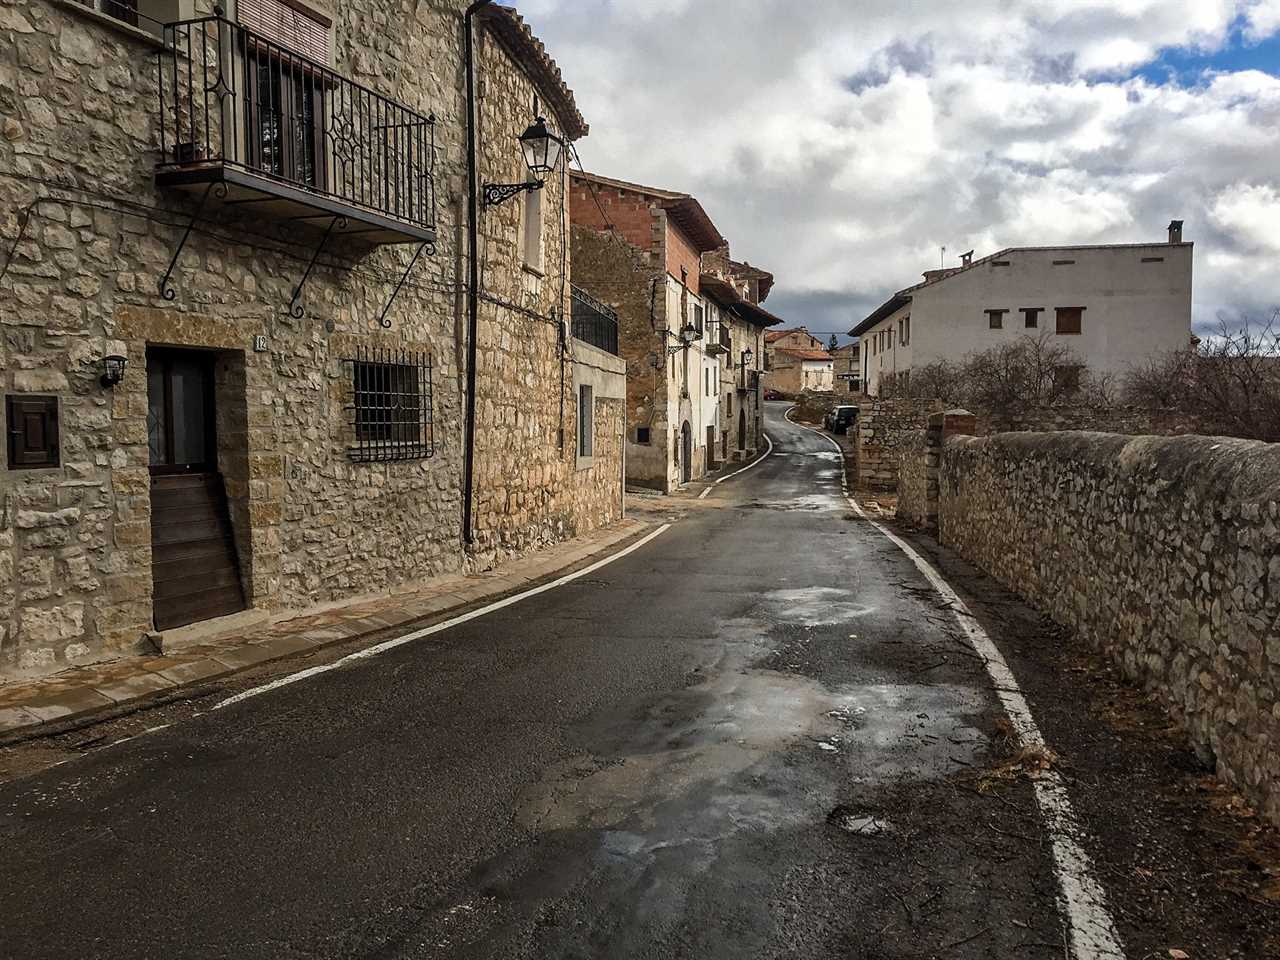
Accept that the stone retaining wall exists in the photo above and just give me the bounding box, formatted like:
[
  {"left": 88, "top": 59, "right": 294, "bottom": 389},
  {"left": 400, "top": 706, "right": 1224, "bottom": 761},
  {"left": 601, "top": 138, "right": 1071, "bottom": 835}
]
[
  {"left": 854, "top": 398, "right": 943, "bottom": 492},
  {"left": 938, "top": 431, "right": 1280, "bottom": 823}
]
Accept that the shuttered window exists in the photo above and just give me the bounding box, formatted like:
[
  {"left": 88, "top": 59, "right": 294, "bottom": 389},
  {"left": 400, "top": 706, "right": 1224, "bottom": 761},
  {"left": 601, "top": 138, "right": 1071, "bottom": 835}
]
[
  {"left": 6, "top": 395, "right": 60, "bottom": 470},
  {"left": 239, "top": 0, "right": 331, "bottom": 62}
]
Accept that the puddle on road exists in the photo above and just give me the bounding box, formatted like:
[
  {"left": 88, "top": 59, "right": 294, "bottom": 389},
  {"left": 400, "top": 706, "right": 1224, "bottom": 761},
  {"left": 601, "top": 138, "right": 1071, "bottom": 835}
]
[
  {"left": 745, "top": 493, "right": 840, "bottom": 513},
  {"left": 517, "top": 648, "right": 985, "bottom": 836},
  {"left": 759, "top": 586, "right": 874, "bottom": 626}
]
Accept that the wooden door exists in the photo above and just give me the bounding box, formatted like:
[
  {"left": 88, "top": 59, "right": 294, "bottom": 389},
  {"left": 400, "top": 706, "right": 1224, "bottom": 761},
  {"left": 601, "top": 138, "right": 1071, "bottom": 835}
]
[{"left": 147, "top": 349, "right": 246, "bottom": 631}]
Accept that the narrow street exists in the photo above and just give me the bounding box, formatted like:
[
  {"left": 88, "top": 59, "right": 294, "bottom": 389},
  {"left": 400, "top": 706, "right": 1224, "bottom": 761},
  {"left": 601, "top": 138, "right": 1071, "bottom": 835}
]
[{"left": 0, "top": 404, "right": 1246, "bottom": 958}]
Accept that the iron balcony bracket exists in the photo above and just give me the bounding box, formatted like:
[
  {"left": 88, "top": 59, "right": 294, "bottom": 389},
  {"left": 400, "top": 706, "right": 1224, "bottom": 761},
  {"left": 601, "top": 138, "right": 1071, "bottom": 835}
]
[
  {"left": 159, "top": 181, "right": 225, "bottom": 301},
  {"left": 482, "top": 180, "right": 544, "bottom": 206},
  {"left": 287, "top": 215, "right": 346, "bottom": 320},
  {"left": 376, "top": 239, "right": 435, "bottom": 328}
]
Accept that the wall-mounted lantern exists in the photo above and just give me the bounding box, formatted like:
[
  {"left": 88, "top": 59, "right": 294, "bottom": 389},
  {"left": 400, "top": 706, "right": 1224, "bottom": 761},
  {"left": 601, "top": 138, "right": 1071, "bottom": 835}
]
[
  {"left": 742, "top": 347, "right": 754, "bottom": 367},
  {"left": 100, "top": 354, "right": 128, "bottom": 388},
  {"left": 482, "top": 116, "right": 565, "bottom": 206},
  {"left": 667, "top": 322, "right": 701, "bottom": 356}
]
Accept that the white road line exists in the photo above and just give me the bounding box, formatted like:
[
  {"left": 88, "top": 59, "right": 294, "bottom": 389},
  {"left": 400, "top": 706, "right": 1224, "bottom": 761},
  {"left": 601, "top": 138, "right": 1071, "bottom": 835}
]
[
  {"left": 713, "top": 433, "right": 775, "bottom": 485},
  {"left": 787, "top": 413, "right": 1126, "bottom": 960},
  {"left": 212, "top": 524, "right": 673, "bottom": 712}
]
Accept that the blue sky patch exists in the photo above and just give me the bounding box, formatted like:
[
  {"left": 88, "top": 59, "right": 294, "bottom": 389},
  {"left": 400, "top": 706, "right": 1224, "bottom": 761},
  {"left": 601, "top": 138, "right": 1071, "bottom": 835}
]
[{"left": 1133, "top": 21, "right": 1280, "bottom": 86}]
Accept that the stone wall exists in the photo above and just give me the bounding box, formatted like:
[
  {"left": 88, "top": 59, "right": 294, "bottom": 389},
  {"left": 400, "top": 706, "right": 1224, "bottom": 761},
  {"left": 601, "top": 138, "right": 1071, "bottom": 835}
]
[
  {"left": 938, "top": 431, "right": 1280, "bottom": 824},
  {"left": 569, "top": 224, "right": 670, "bottom": 489},
  {"left": 976, "top": 404, "right": 1201, "bottom": 437},
  {"left": 853, "top": 397, "right": 944, "bottom": 492},
  {"left": 0, "top": 0, "right": 622, "bottom": 675},
  {"left": 893, "top": 401, "right": 1202, "bottom": 516}
]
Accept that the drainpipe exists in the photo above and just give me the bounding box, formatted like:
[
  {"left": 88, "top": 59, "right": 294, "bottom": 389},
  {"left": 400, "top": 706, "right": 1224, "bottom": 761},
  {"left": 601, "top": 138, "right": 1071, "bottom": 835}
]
[{"left": 462, "top": 0, "right": 494, "bottom": 546}]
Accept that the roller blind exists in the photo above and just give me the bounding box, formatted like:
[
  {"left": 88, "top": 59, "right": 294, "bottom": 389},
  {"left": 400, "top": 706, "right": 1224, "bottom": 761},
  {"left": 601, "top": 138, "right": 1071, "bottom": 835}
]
[{"left": 239, "top": 0, "right": 330, "bottom": 62}]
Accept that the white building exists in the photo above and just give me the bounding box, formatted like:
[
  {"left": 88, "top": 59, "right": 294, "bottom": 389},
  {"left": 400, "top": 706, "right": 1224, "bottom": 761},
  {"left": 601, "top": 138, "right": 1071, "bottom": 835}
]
[{"left": 851, "top": 222, "right": 1194, "bottom": 396}]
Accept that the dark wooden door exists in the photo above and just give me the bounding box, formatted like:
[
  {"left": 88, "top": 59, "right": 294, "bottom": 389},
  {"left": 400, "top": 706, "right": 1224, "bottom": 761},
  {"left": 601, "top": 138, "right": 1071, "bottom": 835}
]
[{"left": 147, "top": 349, "right": 246, "bottom": 631}]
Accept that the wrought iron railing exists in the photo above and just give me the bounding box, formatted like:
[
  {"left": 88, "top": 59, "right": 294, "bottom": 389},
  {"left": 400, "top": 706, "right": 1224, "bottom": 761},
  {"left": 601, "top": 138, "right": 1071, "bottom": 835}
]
[
  {"left": 344, "top": 346, "right": 435, "bottom": 463},
  {"left": 570, "top": 285, "right": 620, "bottom": 356},
  {"left": 156, "top": 15, "right": 435, "bottom": 231}
]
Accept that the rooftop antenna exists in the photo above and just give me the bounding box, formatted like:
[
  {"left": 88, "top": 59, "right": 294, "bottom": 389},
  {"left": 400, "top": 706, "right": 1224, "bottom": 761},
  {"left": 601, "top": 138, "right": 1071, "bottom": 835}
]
[{"left": 940, "top": 245, "right": 946, "bottom": 269}]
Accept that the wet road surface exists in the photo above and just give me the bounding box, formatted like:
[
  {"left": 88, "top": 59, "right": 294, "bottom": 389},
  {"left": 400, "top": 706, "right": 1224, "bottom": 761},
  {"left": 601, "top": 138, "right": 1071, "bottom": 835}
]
[{"left": 2, "top": 404, "right": 1080, "bottom": 958}]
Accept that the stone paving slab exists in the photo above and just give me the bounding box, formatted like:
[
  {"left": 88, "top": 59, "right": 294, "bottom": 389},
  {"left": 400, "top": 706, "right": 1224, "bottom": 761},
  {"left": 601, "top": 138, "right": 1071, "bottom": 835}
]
[{"left": 0, "top": 519, "right": 650, "bottom": 742}]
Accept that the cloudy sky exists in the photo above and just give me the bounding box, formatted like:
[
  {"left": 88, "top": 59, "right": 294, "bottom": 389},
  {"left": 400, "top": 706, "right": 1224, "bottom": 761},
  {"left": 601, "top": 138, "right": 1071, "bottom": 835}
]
[{"left": 521, "top": 0, "right": 1280, "bottom": 338}]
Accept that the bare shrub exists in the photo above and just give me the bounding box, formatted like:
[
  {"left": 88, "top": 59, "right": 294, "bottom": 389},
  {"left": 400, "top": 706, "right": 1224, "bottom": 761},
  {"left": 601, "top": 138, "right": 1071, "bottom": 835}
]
[
  {"left": 1125, "top": 311, "right": 1280, "bottom": 442},
  {"left": 880, "top": 334, "right": 1101, "bottom": 409}
]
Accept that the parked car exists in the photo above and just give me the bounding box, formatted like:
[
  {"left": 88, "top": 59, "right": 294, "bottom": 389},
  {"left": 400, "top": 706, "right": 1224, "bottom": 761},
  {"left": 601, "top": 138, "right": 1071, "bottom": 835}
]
[
  {"left": 823, "top": 405, "right": 858, "bottom": 434},
  {"left": 764, "top": 389, "right": 785, "bottom": 401}
]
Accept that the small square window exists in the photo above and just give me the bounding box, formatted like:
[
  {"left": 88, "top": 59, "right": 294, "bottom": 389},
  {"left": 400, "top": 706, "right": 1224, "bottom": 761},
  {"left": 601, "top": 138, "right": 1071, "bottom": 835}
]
[
  {"left": 1056, "top": 306, "right": 1084, "bottom": 335},
  {"left": 986, "top": 309, "right": 1007, "bottom": 329},
  {"left": 636, "top": 426, "right": 651, "bottom": 445},
  {"left": 6, "top": 395, "right": 60, "bottom": 470},
  {"left": 1021, "top": 308, "right": 1041, "bottom": 329}
]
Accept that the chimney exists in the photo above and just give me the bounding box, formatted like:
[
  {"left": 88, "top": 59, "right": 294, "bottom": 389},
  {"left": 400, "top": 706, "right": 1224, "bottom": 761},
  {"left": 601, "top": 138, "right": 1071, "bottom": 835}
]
[
  {"left": 960, "top": 250, "right": 974, "bottom": 267},
  {"left": 1168, "top": 220, "right": 1184, "bottom": 244}
]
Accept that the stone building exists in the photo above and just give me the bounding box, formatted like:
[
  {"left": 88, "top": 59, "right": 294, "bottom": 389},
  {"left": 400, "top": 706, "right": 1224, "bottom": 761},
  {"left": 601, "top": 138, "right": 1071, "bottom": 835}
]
[
  {"left": 830, "top": 342, "right": 861, "bottom": 395},
  {"left": 0, "top": 0, "right": 624, "bottom": 676},
  {"left": 850, "top": 222, "right": 1194, "bottom": 396},
  {"left": 569, "top": 171, "right": 729, "bottom": 492},
  {"left": 762, "top": 326, "right": 830, "bottom": 397},
  {"left": 699, "top": 250, "right": 777, "bottom": 459}
]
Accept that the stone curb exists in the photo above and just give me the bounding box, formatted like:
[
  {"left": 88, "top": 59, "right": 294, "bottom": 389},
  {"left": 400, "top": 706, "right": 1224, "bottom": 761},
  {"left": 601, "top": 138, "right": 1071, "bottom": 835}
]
[{"left": 0, "top": 520, "right": 653, "bottom": 746}]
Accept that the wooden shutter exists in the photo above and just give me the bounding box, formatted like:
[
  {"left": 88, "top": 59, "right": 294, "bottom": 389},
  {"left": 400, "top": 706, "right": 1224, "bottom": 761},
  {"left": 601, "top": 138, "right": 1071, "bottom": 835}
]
[
  {"left": 6, "top": 395, "right": 60, "bottom": 470},
  {"left": 238, "top": 0, "right": 331, "bottom": 62},
  {"left": 1056, "top": 307, "right": 1084, "bottom": 335}
]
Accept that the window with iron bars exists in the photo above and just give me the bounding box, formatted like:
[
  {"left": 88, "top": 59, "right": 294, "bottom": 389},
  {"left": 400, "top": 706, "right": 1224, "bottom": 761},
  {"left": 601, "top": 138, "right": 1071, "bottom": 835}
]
[{"left": 346, "top": 347, "right": 434, "bottom": 462}]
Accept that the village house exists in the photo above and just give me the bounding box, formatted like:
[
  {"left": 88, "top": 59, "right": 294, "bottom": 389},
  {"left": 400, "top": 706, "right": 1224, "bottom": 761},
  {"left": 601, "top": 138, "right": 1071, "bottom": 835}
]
[
  {"left": 569, "top": 171, "right": 730, "bottom": 491},
  {"left": 699, "top": 251, "right": 778, "bottom": 461},
  {"left": 850, "top": 222, "right": 1194, "bottom": 396},
  {"left": 830, "top": 341, "right": 861, "bottom": 395},
  {"left": 0, "top": 0, "right": 625, "bottom": 676},
  {"left": 762, "top": 328, "right": 833, "bottom": 396}
]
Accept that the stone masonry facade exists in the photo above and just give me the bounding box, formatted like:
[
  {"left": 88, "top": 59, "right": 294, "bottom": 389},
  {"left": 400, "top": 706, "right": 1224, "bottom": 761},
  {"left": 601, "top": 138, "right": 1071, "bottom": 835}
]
[
  {"left": 938, "top": 431, "right": 1280, "bottom": 825},
  {"left": 0, "top": 0, "right": 624, "bottom": 675}
]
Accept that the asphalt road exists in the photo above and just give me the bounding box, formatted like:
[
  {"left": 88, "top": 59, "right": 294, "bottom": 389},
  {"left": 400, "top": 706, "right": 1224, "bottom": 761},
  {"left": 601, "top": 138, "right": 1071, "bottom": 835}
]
[{"left": 2, "top": 404, "right": 1079, "bottom": 958}]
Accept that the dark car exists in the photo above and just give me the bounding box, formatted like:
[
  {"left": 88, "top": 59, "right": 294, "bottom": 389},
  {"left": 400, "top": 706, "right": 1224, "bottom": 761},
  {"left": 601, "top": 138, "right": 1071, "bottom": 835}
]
[
  {"left": 823, "top": 405, "right": 858, "bottom": 434},
  {"left": 764, "top": 389, "right": 785, "bottom": 401}
]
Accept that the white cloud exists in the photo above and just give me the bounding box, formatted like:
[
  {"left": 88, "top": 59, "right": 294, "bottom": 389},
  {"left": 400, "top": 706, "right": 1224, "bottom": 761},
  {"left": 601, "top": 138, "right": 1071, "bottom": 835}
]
[
  {"left": 1244, "top": 0, "right": 1280, "bottom": 41},
  {"left": 530, "top": 0, "right": 1280, "bottom": 334}
]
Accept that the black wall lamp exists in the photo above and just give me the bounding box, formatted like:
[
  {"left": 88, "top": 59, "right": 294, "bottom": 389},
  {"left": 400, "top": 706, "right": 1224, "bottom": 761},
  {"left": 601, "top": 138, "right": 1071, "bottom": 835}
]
[
  {"left": 742, "top": 347, "right": 754, "bottom": 367},
  {"left": 100, "top": 354, "right": 128, "bottom": 388},
  {"left": 666, "top": 322, "right": 701, "bottom": 356},
  {"left": 482, "top": 116, "right": 565, "bottom": 206}
]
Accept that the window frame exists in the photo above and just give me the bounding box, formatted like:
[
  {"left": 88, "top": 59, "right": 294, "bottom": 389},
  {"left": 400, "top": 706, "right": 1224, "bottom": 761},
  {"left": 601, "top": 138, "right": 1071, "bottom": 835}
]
[
  {"left": 5, "top": 395, "right": 60, "bottom": 471},
  {"left": 346, "top": 349, "right": 434, "bottom": 463},
  {"left": 986, "top": 309, "right": 1007, "bottom": 330},
  {"left": 1055, "top": 306, "right": 1085, "bottom": 336},
  {"left": 520, "top": 176, "right": 545, "bottom": 274},
  {"left": 577, "top": 384, "right": 594, "bottom": 464},
  {"left": 1021, "top": 307, "right": 1041, "bottom": 329}
]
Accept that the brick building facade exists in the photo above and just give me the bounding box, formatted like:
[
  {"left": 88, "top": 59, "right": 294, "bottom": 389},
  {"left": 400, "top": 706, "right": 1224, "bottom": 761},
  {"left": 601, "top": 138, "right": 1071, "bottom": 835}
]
[
  {"left": 570, "top": 171, "right": 732, "bottom": 492},
  {"left": 0, "top": 0, "right": 623, "bottom": 676}
]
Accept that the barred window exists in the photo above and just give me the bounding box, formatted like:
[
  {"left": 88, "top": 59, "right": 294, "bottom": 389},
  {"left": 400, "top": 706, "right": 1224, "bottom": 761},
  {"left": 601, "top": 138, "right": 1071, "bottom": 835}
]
[{"left": 347, "top": 347, "right": 433, "bottom": 462}]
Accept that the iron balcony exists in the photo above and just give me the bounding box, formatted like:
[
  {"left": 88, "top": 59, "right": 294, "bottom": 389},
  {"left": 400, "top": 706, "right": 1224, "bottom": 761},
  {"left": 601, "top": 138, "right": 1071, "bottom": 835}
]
[{"left": 155, "top": 15, "right": 436, "bottom": 245}]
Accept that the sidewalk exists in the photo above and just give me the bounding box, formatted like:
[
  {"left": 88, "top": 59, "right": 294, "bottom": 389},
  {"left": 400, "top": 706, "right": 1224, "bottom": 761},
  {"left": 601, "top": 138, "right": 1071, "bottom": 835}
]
[{"left": 0, "top": 519, "right": 652, "bottom": 743}]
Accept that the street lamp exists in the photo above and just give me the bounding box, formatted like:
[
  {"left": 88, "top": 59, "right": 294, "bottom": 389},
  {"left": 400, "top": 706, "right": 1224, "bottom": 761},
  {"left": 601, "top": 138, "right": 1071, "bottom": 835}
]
[
  {"left": 518, "top": 117, "right": 563, "bottom": 175},
  {"left": 483, "top": 115, "right": 565, "bottom": 206},
  {"left": 742, "top": 347, "right": 754, "bottom": 367},
  {"left": 667, "top": 322, "right": 701, "bottom": 355},
  {"left": 100, "top": 354, "right": 128, "bottom": 388}
]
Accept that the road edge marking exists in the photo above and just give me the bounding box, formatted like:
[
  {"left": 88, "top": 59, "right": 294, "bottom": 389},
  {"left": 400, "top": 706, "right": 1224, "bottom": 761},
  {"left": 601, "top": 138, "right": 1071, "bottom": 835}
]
[
  {"left": 788, "top": 411, "right": 1126, "bottom": 960},
  {"left": 212, "top": 524, "right": 673, "bottom": 711},
  {"left": 713, "top": 432, "right": 775, "bottom": 486}
]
